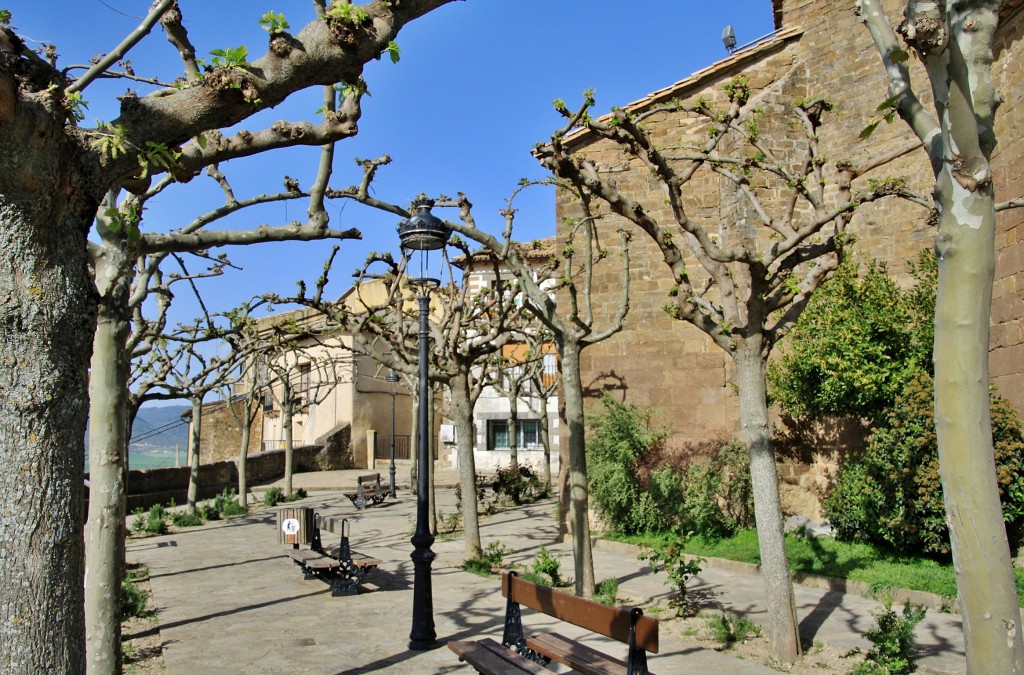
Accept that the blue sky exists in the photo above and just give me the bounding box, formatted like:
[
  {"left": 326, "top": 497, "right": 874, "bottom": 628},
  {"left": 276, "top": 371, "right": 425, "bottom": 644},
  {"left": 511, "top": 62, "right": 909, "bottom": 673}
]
[{"left": 11, "top": 1, "right": 774, "bottom": 350}]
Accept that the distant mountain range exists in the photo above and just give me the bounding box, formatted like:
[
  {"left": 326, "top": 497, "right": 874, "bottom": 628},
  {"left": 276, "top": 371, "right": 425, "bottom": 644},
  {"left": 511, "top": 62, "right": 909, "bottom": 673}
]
[
  {"left": 129, "top": 404, "right": 191, "bottom": 454},
  {"left": 84, "top": 403, "right": 191, "bottom": 458}
]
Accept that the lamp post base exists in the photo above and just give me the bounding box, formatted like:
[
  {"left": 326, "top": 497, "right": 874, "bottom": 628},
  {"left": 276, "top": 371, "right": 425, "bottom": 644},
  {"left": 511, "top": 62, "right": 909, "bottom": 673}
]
[{"left": 408, "top": 532, "right": 441, "bottom": 650}]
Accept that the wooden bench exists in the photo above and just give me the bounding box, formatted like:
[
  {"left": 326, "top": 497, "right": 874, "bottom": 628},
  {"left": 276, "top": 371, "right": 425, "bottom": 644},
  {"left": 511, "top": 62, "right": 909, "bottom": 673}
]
[
  {"left": 449, "top": 571, "right": 659, "bottom": 675},
  {"left": 284, "top": 513, "right": 380, "bottom": 596},
  {"left": 343, "top": 472, "right": 388, "bottom": 510}
]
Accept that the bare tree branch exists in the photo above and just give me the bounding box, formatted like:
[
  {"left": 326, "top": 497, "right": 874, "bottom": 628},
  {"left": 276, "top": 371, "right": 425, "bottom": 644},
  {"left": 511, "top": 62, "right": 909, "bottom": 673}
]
[{"left": 66, "top": 0, "right": 175, "bottom": 94}]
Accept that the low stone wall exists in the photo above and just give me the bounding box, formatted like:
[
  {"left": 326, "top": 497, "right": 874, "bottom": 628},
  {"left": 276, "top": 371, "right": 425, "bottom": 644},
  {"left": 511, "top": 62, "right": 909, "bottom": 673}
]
[{"left": 86, "top": 445, "right": 327, "bottom": 512}]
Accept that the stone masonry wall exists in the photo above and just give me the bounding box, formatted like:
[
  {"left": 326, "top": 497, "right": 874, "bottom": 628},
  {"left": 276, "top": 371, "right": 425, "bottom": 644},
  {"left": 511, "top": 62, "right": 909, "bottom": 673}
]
[
  {"left": 557, "top": 0, "right": 1024, "bottom": 519},
  {"left": 190, "top": 398, "right": 264, "bottom": 464},
  {"left": 991, "top": 7, "right": 1024, "bottom": 408}
]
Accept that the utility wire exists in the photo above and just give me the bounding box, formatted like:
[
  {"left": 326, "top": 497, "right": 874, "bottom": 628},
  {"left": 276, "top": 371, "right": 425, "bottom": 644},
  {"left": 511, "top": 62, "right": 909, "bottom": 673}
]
[{"left": 130, "top": 417, "right": 188, "bottom": 443}]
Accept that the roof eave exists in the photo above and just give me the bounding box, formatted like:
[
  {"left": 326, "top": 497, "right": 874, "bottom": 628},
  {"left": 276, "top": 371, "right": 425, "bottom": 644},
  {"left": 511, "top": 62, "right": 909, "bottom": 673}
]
[{"left": 562, "top": 25, "right": 804, "bottom": 148}]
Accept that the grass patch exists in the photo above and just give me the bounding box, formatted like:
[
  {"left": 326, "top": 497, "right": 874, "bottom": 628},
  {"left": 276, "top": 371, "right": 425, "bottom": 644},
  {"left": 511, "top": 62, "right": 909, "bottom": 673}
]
[
  {"left": 607, "top": 528, "right": 1024, "bottom": 606},
  {"left": 593, "top": 578, "right": 619, "bottom": 606}
]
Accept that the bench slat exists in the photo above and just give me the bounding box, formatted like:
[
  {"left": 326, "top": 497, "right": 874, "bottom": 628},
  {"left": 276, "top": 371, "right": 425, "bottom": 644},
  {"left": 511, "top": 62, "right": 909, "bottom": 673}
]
[
  {"left": 286, "top": 548, "right": 380, "bottom": 570},
  {"left": 285, "top": 550, "right": 340, "bottom": 570},
  {"left": 316, "top": 515, "right": 348, "bottom": 533},
  {"left": 449, "top": 638, "right": 549, "bottom": 675},
  {"left": 527, "top": 632, "right": 636, "bottom": 675},
  {"left": 320, "top": 546, "right": 381, "bottom": 568},
  {"left": 502, "top": 573, "right": 659, "bottom": 654}
]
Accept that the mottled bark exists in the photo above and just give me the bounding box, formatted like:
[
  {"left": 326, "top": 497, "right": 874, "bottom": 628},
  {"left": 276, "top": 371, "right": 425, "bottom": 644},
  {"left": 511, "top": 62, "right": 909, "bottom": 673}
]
[
  {"left": 450, "top": 371, "right": 481, "bottom": 556},
  {"left": 933, "top": 168, "right": 1023, "bottom": 671},
  {"left": 560, "top": 339, "right": 595, "bottom": 597},
  {"left": 238, "top": 417, "right": 252, "bottom": 508},
  {"left": 282, "top": 379, "right": 295, "bottom": 497},
  {"left": 187, "top": 396, "right": 202, "bottom": 509},
  {"left": 735, "top": 346, "right": 801, "bottom": 662},
  {"left": 858, "top": 1, "right": 1024, "bottom": 669},
  {"left": 508, "top": 394, "right": 519, "bottom": 471},
  {"left": 85, "top": 244, "right": 131, "bottom": 675},
  {"left": 555, "top": 391, "right": 571, "bottom": 541},
  {"left": 538, "top": 402, "right": 552, "bottom": 492}
]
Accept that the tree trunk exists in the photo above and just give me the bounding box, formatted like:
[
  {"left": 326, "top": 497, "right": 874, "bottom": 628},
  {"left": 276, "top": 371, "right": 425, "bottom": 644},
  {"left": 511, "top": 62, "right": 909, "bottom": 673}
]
[
  {"left": 85, "top": 253, "right": 131, "bottom": 675},
  {"left": 187, "top": 397, "right": 202, "bottom": 509},
  {"left": 282, "top": 381, "right": 294, "bottom": 497},
  {"left": 0, "top": 199, "right": 93, "bottom": 673},
  {"left": 508, "top": 393, "right": 519, "bottom": 472},
  {"left": 539, "top": 403, "right": 552, "bottom": 493},
  {"left": 933, "top": 170, "right": 1024, "bottom": 671},
  {"left": 555, "top": 378, "right": 571, "bottom": 542},
  {"left": 734, "top": 347, "right": 801, "bottom": 662},
  {"left": 560, "top": 339, "right": 595, "bottom": 597},
  {"left": 450, "top": 372, "right": 482, "bottom": 557},
  {"left": 238, "top": 405, "right": 253, "bottom": 509}
]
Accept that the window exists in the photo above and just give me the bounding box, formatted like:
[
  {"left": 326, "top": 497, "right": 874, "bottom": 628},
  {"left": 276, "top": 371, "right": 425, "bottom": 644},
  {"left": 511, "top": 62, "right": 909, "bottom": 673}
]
[
  {"left": 542, "top": 353, "right": 557, "bottom": 388},
  {"left": 487, "top": 419, "right": 542, "bottom": 450},
  {"left": 294, "top": 363, "right": 311, "bottom": 405}
]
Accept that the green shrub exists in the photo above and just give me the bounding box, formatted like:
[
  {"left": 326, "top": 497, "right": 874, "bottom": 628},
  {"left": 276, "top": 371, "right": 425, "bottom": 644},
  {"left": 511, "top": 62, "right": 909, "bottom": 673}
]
[
  {"left": 708, "top": 612, "right": 760, "bottom": 646},
  {"left": 593, "top": 578, "right": 619, "bottom": 606},
  {"left": 130, "top": 507, "right": 145, "bottom": 534},
  {"left": 530, "top": 545, "right": 562, "bottom": 586},
  {"left": 171, "top": 509, "right": 203, "bottom": 527},
  {"left": 462, "top": 541, "right": 512, "bottom": 577},
  {"left": 144, "top": 503, "right": 168, "bottom": 535},
  {"left": 436, "top": 509, "right": 462, "bottom": 535},
  {"left": 198, "top": 500, "right": 221, "bottom": 521},
  {"left": 853, "top": 600, "right": 926, "bottom": 674},
  {"left": 586, "top": 394, "right": 670, "bottom": 534},
  {"left": 199, "top": 487, "right": 247, "bottom": 520},
  {"left": 494, "top": 464, "right": 545, "bottom": 505},
  {"left": 648, "top": 441, "right": 755, "bottom": 540},
  {"left": 262, "top": 487, "right": 284, "bottom": 507},
  {"left": 768, "top": 254, "right": 932, "bottom": 422},
  {"left": 212, "top": 488, "right": 246, "bottom": 517},
  {"left": 284, "top": 487, "right": 308, "bottom": 502},
  {"left": 587, "top": 395, "right": 752, "bottom": 539},
  {"left": 457, "top": 473, "right": 498, "bottom": 515},
  {"left": 519, "top": 571, "right": 548, "bottom": 586},
  {"left": 121, "top": 579, "right": 148, "bottom": 619},
  {"left": 639, "top": 534, "right": 704, "bottom": 616},
  {"left": 825, "top": 371, "right": 1024, "bottom": 558}
]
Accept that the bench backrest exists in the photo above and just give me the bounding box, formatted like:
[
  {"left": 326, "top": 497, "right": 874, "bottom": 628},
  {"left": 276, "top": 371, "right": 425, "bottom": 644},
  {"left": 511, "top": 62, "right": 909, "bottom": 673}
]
[
  {"left": 501, "top": 571, "right": 658, "bottom": 654},
  {"left": 314, "top": 514, "right": 349, "bottom": 535},
  {"left": 312, "top": 513, "right": 350, "bottom": 559},
  {"left": 357, "top": 473, "right": 380, "bottom": 485}
]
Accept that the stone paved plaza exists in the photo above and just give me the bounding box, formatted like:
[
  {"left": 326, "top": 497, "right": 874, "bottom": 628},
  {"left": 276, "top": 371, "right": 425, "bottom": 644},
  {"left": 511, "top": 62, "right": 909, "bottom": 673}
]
[{"left": 126, "top": 470, "right": 967, "bottom": 674}]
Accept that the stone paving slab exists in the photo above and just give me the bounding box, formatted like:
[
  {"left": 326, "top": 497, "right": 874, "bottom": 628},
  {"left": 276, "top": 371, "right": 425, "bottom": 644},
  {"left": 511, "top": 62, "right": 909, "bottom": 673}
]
[{"left": 128, "top": 477, "right": 966, "bottom": 674}]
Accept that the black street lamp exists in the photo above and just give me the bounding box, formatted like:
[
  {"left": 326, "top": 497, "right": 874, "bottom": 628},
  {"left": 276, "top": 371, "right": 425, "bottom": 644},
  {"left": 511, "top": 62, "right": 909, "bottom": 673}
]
[
  {"left": 386, "top": 369, "right": 399, "bottom": 500},
  {"left": 397, "top": 197, "right": 451, "bottom": 651}
]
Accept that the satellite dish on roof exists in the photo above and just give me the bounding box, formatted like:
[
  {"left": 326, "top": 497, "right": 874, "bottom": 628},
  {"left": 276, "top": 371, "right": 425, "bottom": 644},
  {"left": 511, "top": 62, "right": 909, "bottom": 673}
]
[{"left": 722, "top": 25, "right": 737, "bottom": 54}]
